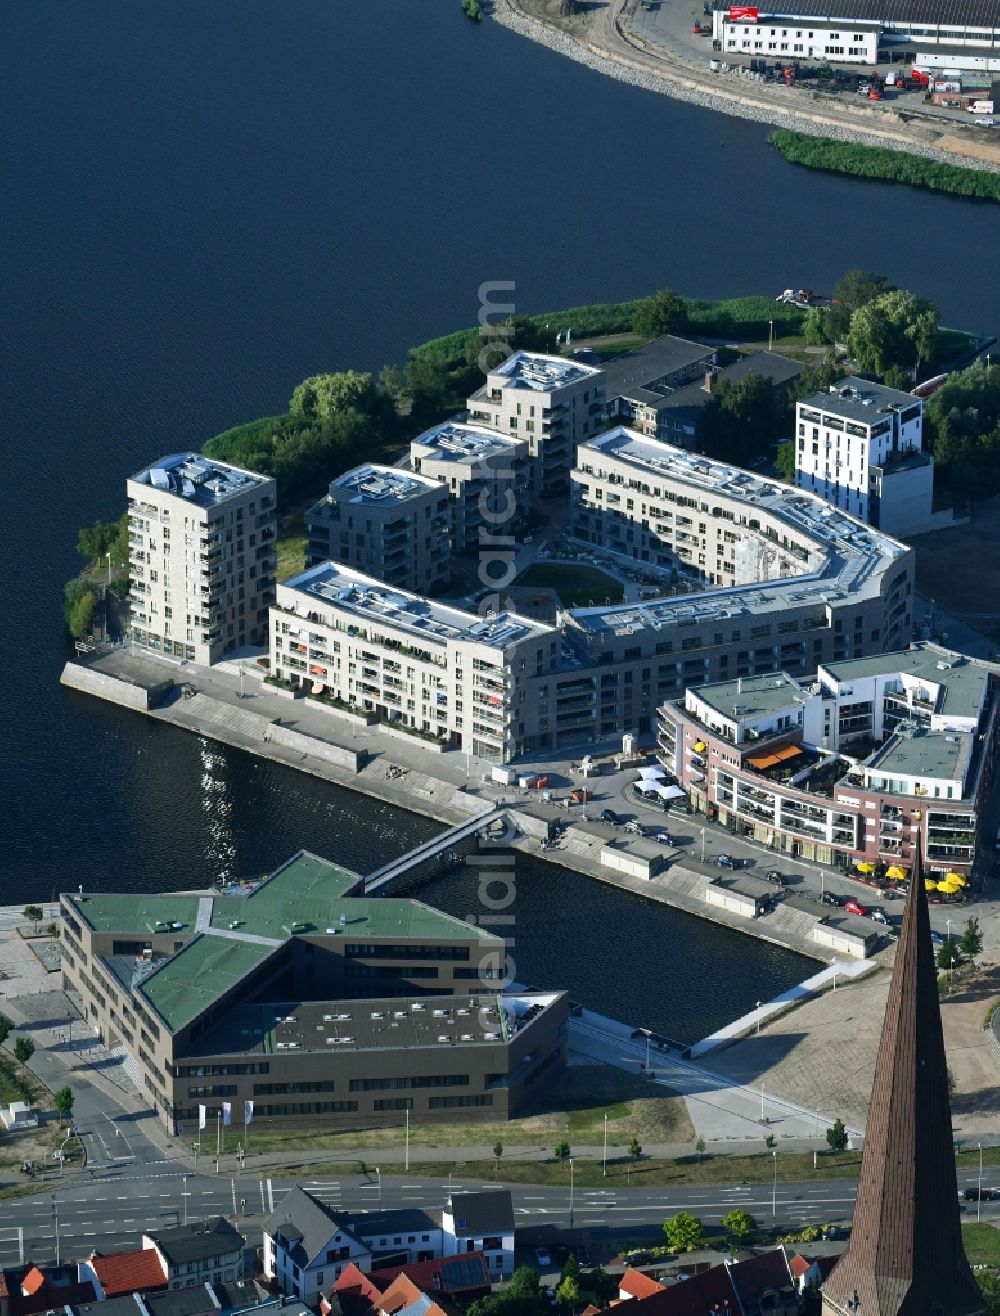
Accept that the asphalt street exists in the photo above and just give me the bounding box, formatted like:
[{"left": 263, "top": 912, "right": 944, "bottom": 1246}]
[{"left": 1, "top": 1164, "right": 997, "bottom": 1268}]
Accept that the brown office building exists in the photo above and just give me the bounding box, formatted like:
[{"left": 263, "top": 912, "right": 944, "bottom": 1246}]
[{"left": 59, "top": 852, "right": 567, "bottom": 1134}]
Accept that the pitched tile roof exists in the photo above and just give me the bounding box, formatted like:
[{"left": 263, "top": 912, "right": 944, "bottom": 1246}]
[
  {"left": 618, "top": 1269, "right": 666, "bottom": 1300},
  {"left": 368, "top": 1253, "right": 490, "bottom": 1297},
  {"left": 332, "top": 1261, "right": 384, "bottom": 1313},
  {"left": 821, "top": 847, "right": 986, "bottom": 1315},
  {"left": 20, "top": 1268, "right": 45, "bottom": 1297},
  {"left": 91, "top": 1249, "right": 168, "bottom": 1297}
]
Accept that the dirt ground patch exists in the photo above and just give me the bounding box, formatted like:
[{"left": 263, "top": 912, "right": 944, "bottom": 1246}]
[{"left": 911, "top": 496, "right": 1000, "bottom": 631}]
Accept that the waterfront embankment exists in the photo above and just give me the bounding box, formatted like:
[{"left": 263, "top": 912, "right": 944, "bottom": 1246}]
[
  {"left": 492, "top": 0, "right": 1000, "bottom": 173},
  {"left": 61, "top": 649, "right": 864, "bottom": 968}
]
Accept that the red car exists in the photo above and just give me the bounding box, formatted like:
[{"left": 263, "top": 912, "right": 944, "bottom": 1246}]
[{"left": 845, "top": 898, "right": 868, "bottom": 916}]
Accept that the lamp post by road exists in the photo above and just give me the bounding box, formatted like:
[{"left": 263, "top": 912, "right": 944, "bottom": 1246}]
[
  {"left": 700, "top": 826, "right": 707, "bottom": 863},
  {"left": 755, "top": 1001, "right": 762, "bottom": 1036},
  {"left": 569, "top": 1157, "right": 575, "bottom": 1229},
  {"left": 978, "top": 1143, "right": 984, "bottom": 1224},
  {"left": 405, "top": 1108, "right": 410, "bottom": 1173},
  {"left": 182, "top": 1174, "right": 189, "bottom": 1226},
  {"left": 603, "top": 1113, "right": 608, "bottom": 1179},
  {"left": 768, "top": 319, "right": 775, "bottom": 352},
  {"left": 376, "top": 1166, "right": 382, "bottom": 1211},
  {"left": 772, "top": 1149, "right": 778, "bottom": 1221}
]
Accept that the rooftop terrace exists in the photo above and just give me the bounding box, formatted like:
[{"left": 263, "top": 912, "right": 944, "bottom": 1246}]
[
  {"left": 800, "top": 376, "right": 920, "bottom": 426},
  {"left": 279, "top": 562, "right": 555, "bottom": 651},
  {"left": 130, "top": 454, "right": 269, "bottom": 508},
  {"left": 487, "top": 351, "right": 601, "bottom": 390},
  {"left": 412, "top": 422, "right": 526, "bottom": 464},
  {"left": 821, "top": 644, "right": 998, "bottom": 723},
  {"left": 865, "top": 726, "right": 973, "bottom": 785},
  {"left": 332, "top": 464, "right": 443, "bottom": 505},
  {"left": 691, "top": 673, "right": 810, "bottom": 723},
  {"left": 569, "top": 427, "right": 908, "bottom": 636}
]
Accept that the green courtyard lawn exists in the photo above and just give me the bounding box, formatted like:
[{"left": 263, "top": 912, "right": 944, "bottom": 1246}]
[
  {"left": 516, "top": 564, "right": 625, "bottom": 609},
  {"left": 962, "top": 1222, "right": 1000, "bottom": 1266},
  {"left": 275, "top": 524, "right": 307, "bottom": 582}
]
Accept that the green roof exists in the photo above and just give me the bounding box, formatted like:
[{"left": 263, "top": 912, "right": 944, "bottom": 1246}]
[
  {"left": 74, "top": 894, "right": 201, "bottom": 935},
  {"left": 210, "top": 851, "right": 484, "bottom": 942},
  {"left": 139, "top": 936, "right": 278, "bottom": 1031}
]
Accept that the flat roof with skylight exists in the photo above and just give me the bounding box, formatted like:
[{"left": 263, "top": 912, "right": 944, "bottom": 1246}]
[
  {"left": 279, "top": 562, "right": 555, "bottom": 651},
  {"left": 821, "top": 644, "right": 999, "bottom": 722},
  {"left": 412, "top": 422, "right": 526, "bottom": 465},
  {"left": 865, "top": 727, "right": 972, "bottom": 786},
  {"left": 691, "top": 673, "right": 810, "bottom": 724},
  {"left": 130, "top": 454, "right": 270, "bottom": 508},
  {"left": 799, "top": 377, "right": 921, "bottom": 427},
  {"left": 331, "top": 464, "right": 444, "bottom": 505},
  {"left": 486, "top": 351, "right": 601, "bottom": 390}
]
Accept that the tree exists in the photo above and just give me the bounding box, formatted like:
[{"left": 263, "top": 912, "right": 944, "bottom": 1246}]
[
  {"left": 506, "top": 1267, "right": 542, "bottom": 1301},
  {"left": 694, "top": 1135, "right": 706, "bottom": 1160},
  {"left": 289, "top": 369, "right": 392, "bottom": 429},
  {"left": 775, "top": 439, "right": 796, "bottom": 483},
  {"left": 555, "top": 1275, "right": 580, "bottom": 1312},
  {"left": 977, "top": 1270, "right": 1000, "bottom": 1314},
  {"left": 464, "top": 315, "right": 557, "bottom": 375},
  {"left": 378, "top": 362, "right": 405, "bottom": 403},
  {"left": 847, "top": 289, "right": 939, "bottom": 376},
  {"left": 959, "top": 917, "right": 984, "bottom": 958},
  {"left": 22, "top": 905, "right": 43, "bottom": 930},
  {"left": 802, "top": 307, "right": 829, "bottom": 346},
  {"left": 721, "top": 1208, "right": 757, "bottom": 1239},
  {"left": 561, "top": 1254, "right": 580, "bottom": 1283},
  {"left": 628, "top": 1136, "right": 642, "bottom": 1164},
  {"left": 63, "top": 579, "right": 100, "bottom": 640},
  {"left": 553, "top": 1140, "right": 571, "bottom": 1163},
  {"left": 53, "top": 1087, "right": 74, "bottom": 1122},
  {"left": 632, "top": 287, "right": 686, "bottom": 340},
  {"left": 0, "top": 1015, "right": 11, "bottom": 1046},
  {"left": 827, "top": 269, "right": 895, "bottom": 339},
  {"left": 764, "top": 1133, "right": 776, "bottom": 1149},
  {"left": 937, "top": 937, "right": 961, "bottom": 971},
  {"left": 493, "top": 1140, "right": 504, "bottom": 1171},
  {"left": 826, "top": 1118, "right": 849, "bottom": 1153},
  {"left": 695, "top": 373, "right": 787, "bottom": 465},
  {"left": 663, "top": 1210, "right": 704, "bottom": 1253},
  {"left": 14, "top": 1037, "right": 35, "bottom": 1065}
]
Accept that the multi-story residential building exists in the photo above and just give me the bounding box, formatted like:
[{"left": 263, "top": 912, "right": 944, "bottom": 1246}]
[
  {"left": 600, "top": 334, "right": 717, "bottom": 442},
  {"left": 466, "top": 352, "right": 605, "bottom": 498},
  {"left": 305, "top": 465, "right": 450, "bottom": 595},
  {"left": 409, "top": 423, "right": 530, "bottom": 554},
  {"left": 127, "top": 453, "right": 277, "bottom": 665},
  {"left": 659, "top": 643, "right": 1000, "bottom": 874},
  {"left": 141, "top": 1220, "right": 245, "bottom": 1291},
  {"left": 271, "top": 562, "right": 561, "bottom": 762},
  {"left": 795, "top": 378, "right": 934, "bottom": 535},
  {"left": 59, "top": 850, "right": 568, "bottom": 1134}
]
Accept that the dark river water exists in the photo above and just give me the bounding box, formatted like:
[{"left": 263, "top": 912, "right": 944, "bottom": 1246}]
[{"left": 3, "top": 0, "right": 994, "bottom": 1034}]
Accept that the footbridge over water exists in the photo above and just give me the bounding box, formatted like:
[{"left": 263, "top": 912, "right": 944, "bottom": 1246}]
[{"left": 359, "top": 805, "right": 513, "bottom": 895}]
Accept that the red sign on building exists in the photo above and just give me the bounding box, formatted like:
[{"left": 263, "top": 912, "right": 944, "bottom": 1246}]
[{"left": 728, "top": 5, "right": 759, "bottom": 19}]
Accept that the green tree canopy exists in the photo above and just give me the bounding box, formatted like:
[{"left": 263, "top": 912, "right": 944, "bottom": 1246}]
[
  {"left": 925, "top": 361, "right": 1000, "bottom": 500},
  {"left": 555, "top": 1275, "right": 580, "bottom": 1311},
  {"left": 507, "top": 1267, "right": 542, "bottom": 1301},
  {"left": 827, "top": 269, "right": 895, "bottom": 339},
  {"left": 63, "top": 579, "right": 100, "bottom": 640},
  {"left": 553, "top": 1140, "right": 571, "bottom": 1163},
  {"left": 628, "top": 1136, "right": 642, "bottom": 1162},
  {"left": 696, "top": 373, "right": 786, "bottom": 465},
  {"left": 0, "top": 1016, "right": 12, "bottom": 1046},
  {"left": 826, "top": 1118, "right": 849, "bottom": 1153},
  {"left": 53, "top": 1086, "right": 74, "bottom": 1120},
  {"left": 847, "top": 289, "right": 939, "bottom": 375},
  {"left": 22, "top": 906, "right": 43, "bottom": 925},
  {"left": 721, "top": 1208, "right": 756, "bottom": 1238},
  {"left": 937, "top": 937, "right": 961, "bottom": 971},
  {"left": 289, "top": 369, "right": 392, "bottom": 427},
  {"left": 77, "top": 512, "right": 129, "bottom": 567},
  {"left": 960, "top": 917, "right": 984, "bottom": 958},
  {"left": 663, "top": 1210, "right": 704, "bottom": 1252},
  {"left": 632, "top": 287, "right": 686, "bottom": 340},
  {"left": 14, "top": 1036, "right": 35, "bottom": 1065},
  {"left": 465, "top": 315, "right": 557, "bottom": 374}
]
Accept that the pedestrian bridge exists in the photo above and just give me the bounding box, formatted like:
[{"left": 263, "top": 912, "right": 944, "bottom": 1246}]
[{"left": 361, "top": 805, "right": 512, "bottom": 894}]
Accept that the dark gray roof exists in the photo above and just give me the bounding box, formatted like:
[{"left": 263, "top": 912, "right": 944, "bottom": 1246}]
[
  {"left": 601, "top": 335, "right": 714, "bottom": 410},
  {"left": 144, "top": 1218, "right": 245, "bottom": 1268},
  {"left": 446, "top": 1190, "right": 514, "bottom": 1235},
  {"left": 73, "top": 1298, "right": 145, "bottom": 1316},
  {"left": 263, "top": 1186, "right": 351, "bottom": 1270},
  {"left": 343, "top": 1207, "right": 443, "bottom": 1239},
  {"left": 655, "top": 352, "right": 804, "bottom": 431},
  {"left": 714, "top": 0, "right": 1000, "bottom": 27},
  {"left": 143, "top": 1288, "right": 218, "bottom": 1316}
]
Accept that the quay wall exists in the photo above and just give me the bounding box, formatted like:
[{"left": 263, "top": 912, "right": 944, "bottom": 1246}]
[{"left": 60, "top": 662, "right": 163, "bottom": 711}]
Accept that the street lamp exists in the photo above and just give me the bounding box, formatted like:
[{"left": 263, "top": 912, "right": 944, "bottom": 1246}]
[
  {"left": 603, "top": 1113, "right": 608, "bottom": 1179},
  {"left": 978, "top": 1143, "right": 984, "bottom": 1224},
  {"left": 755, "top": 1001, "right": 762, "bottom": 1037},
  {"left": 772, "top": 1149, "right": 778, "bottom": 1221},
  {"left": 569, "top": 1157, "right": 575, "bottom": 1229},
  {"left": 701, "top": 826, "right": 707, "bottom": 863},
  {"left": 182, "top": 1174, "right": 189, "bottom": 1226},
  {"left": 376, "top": 1166, "right": 382, "bottom": 1211},
  {"left": 768, "top": 319, "right": 774, "bottom": 352}
]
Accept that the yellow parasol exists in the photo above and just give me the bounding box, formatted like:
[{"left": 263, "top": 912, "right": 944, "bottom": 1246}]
[
  {"left": 693, "top": 740, "right": 706, "bottom": 753},
  {"left": 924, "top": 879, "right": 938, "bottom": 891},
  {"left": 886, "top": 865, "right": 908, "bottom": 880},
  {"left": 945, "top": 872, "right": 967, "bottom": 886},
  {"left": 855, "top": 862, "right": 875, "bottom": 873}
]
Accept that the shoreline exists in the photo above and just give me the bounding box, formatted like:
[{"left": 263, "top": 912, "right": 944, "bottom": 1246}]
[{"left": 490, "top": 0, "right": 1000, "bottom": 174}]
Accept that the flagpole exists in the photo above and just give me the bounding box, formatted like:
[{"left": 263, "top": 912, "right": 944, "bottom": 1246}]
[
  {"left": 245, "top": 1101, "right": 251, "bottom": 1159},
  {"left": 216, "top": 1110, "right": 221, "bottom": 1165}
]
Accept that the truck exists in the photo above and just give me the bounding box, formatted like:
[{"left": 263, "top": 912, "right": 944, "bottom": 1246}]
[
  {"left": 491, "top": 765, "right": 518, "bottom": 787},
  {"left": 969, "top": 99, "right": 995, "bottom": 115}
]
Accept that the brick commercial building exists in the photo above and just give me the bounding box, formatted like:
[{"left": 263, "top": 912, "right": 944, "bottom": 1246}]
[
  {"left": 127, "top": 453, "right": 277, "bottom": 665},
  {"left": 59, "top": 851, "right": 567, "bottom": 1134},
  {"left": 659, "top": 642, "right": 1000, "bottom": 874}
]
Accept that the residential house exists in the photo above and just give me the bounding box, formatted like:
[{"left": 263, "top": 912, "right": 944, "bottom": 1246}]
[
  {"left": 440, "top": 1191, "right": 515, "bottom": 1280},
  {"left": 142, "top": 1219, "right": 245, "bottom": 1291}
]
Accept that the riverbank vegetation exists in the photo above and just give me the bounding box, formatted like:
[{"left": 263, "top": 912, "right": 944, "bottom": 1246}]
[
  {"left": 769, "top": 129, "right": 1000, "bottom": 202},
  {"left": 460, "top": 0, "right": 482, "bottom": 18}
]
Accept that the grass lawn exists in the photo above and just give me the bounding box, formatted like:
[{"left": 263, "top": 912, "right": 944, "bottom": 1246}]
[
  {"left": 240, "top": 1066, "right": 691, "bottom": 1157},
  {"left": 516, "top": 564, "right": 624, "bottom": 609},
  {"left": 962, "top": 1223, "right": 1000, "bottom": 1265},
  {"left": 0, "top": 1055, "right": 32, "bottom": 1106},
  {"left": 275, "top": 524, "right": 307, "bottom": 583}
]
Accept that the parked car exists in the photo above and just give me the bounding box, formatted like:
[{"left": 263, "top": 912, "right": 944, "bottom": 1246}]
[
  {"left": 930, "top": 930, "right": 947, "bottom": 946},
  {"left": 870, "top": 909, "right": 890, "bottom": 925},
  {"left": 535, "top": 1248, "right": 552, "bottom": 1267},
  {"left": 964, "top": 1187, "right": 997, "bottom": 1201},
  {"left": 764, "top": 870, "right": 786, "bottom": 885},
  {"left": 624, "top": 819, "right": 646, "bottom": 836},
  {"left": 601, "top": 809, "right": 624, "bottom": 826},
  {"left": 716, "top": 854, "right": 739, "bottom": 870},
  {"left": 820, "top": 891, "right": 841, "bottom": 907},
  {"left": 654, "top": 831, "right": 674, "bottom": 846},
  {"left": 844, "top": 898, "right": 868, "bottom": 916}
]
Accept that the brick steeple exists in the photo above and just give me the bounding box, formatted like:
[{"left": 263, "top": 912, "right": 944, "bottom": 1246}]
[{"left": 822, "top": 847, "right": 984, "bottom": 1315}]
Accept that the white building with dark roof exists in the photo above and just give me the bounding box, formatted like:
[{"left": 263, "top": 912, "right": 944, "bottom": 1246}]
[
  {"left": 305, "top": 465, "right": 451, "bottom": 595},
  {"left": 127, "top": 453, "right": 277, "bottom": 665}
]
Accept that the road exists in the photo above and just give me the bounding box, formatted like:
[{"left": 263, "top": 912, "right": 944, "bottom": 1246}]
[{"left": 1, "top": 1165, "right": 997, "bottom": 1267}]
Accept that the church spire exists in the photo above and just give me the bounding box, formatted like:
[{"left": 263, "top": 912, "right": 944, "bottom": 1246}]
[{"left": 822, "top": 847, "right": 984, "bottom": 1315}]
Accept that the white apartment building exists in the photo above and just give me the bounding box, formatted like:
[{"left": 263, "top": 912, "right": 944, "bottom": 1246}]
[
  {"left": 127, "top": 453, "right": 277, "bottom": 665},
  {"left": 270, "top": 562, "right": 560, "bottom": 762},
  {"left": 410, "top": 422, "right": 530, "bottom": 554},
  {"left": 795, "top": 379, "right": 932, "bottom": 534},
  {"left": 305, "top": 465, "right": 451, "bottom": 595},
  {"left": 466, "top": 352, "right": 605, "bottom": 498}
]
